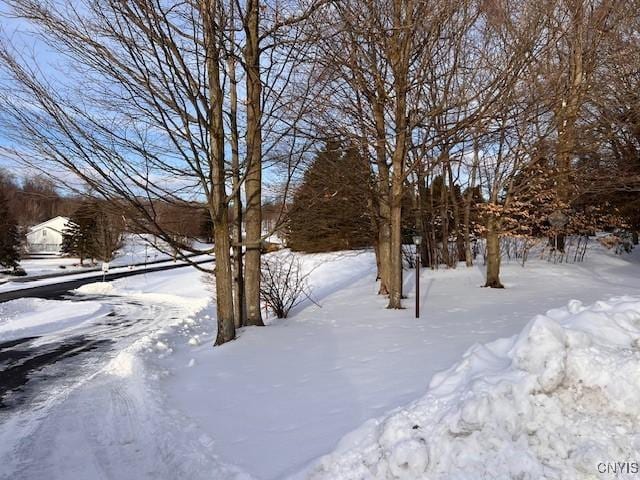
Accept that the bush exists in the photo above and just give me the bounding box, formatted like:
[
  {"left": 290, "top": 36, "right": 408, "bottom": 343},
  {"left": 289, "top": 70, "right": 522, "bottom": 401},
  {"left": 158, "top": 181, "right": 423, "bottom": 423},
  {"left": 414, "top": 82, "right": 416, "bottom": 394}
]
[{"left": 260, "top": 253, "right": 315, "bottom": 318}]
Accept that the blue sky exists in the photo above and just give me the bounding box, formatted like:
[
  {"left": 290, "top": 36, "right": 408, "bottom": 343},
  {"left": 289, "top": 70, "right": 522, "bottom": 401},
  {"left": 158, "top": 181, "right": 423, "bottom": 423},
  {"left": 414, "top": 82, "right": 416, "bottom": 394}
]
[
  {"left": 0, "top": 3, "right": 310, "bottom": 203},
  {"left": 0, "top": 5, "right": 63, "bottom": 180}
]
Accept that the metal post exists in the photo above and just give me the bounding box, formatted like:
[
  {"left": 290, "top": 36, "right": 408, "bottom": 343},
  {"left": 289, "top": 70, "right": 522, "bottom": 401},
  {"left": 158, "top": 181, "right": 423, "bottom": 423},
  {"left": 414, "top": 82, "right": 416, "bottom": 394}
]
[
  {"left": 413, "top": 235, "right": 422, "bottom": 319},
  {"left": 415, "top": 249, "right": 420, "bottom": 318}
]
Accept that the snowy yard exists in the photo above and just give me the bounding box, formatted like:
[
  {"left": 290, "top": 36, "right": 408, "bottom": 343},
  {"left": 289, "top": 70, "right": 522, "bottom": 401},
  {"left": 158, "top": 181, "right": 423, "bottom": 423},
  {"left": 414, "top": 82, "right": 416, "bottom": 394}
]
[
  {"left": 0, "top": 243, "right": 639, "bottom": 479},
  {"left": 13, "top": 256, "right": 93, "bottom": 276},
  {"left": 1, "top": 1, "right": 639, "bottom": 478},
  {"left": 0, "top": 236, "right": 213, "bottom": 295},
  {"left": 0, "top": 234, "right": 209, "bottom": 283}
]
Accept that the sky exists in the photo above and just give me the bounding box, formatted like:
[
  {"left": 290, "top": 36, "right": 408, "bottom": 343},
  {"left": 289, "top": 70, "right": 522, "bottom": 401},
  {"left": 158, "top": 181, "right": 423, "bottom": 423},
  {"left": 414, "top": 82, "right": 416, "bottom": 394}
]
[
  {"left": 0, "top": 4, "right": 63, "bottom": 180},
  {"left": 0, "top": 2, "right": 299, "bottom": 200}
]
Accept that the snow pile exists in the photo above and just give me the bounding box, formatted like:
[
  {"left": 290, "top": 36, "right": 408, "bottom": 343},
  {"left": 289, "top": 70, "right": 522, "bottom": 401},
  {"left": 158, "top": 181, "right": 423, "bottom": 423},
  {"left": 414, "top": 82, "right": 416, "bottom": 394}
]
[
  {"left": 76, "top": 281, "right": 116, "bottom": 295},
  {"left": 306, "top": 297, "right": 640, "bottom": 480}
]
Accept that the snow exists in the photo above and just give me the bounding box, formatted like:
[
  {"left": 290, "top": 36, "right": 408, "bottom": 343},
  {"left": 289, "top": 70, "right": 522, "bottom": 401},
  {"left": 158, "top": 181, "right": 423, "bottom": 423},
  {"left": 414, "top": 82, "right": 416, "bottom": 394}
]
[
  {"left": 150, "top": 245, "right": 640, "bottom": 479},
  {"left": 77, "top": 268, "right": 212, "bottom": 314},
  {"left": 0, "top": 253, "right": 212, "bottom": 293},
  {"left": 1, "top": 241, "right": 639, "bottom": 480},
  {"left": 305, "top": 296, "right": 640, "bottom": 480},
  {"left": 76, "top": 282, "right": 116, "bottom": 295},
  {"left": 103, "top": 351, "right": 142, "bottom": 378},
  {"left": 0, "top": 234, "right": 213, "bottom": 284},
  {"left": 0, "top": 265, "right": 248, "bottom": 480},
  {"left": 0, "top": 297, "right": 104, "bottom": 341},
  {"left": 15, "top": 256, "right": 91, "bottom": 275}
]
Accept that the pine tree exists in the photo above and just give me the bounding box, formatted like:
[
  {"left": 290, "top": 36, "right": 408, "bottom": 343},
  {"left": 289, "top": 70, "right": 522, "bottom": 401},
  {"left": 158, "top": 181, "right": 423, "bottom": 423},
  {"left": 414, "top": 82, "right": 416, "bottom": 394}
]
[
  {"left": 0, "top": 187, "right": 21, "bottom": 270},
  {"left": 61, "top": 200, "right": 98, "bottom": 265},
  {"left": 287, "top": 142, "right": 374, "bottom": 252}
]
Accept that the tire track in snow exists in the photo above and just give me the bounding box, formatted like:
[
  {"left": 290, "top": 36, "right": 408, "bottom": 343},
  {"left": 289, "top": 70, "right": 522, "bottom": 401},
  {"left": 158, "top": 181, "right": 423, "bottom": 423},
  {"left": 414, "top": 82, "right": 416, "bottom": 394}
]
[{"left": 0, "top": 294, "right": 252, "bottom": 480}]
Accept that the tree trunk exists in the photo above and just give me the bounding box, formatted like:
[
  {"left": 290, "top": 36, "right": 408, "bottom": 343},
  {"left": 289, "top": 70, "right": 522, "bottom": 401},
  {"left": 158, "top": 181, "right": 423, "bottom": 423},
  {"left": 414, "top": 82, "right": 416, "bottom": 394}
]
[
  {"left": 368, "top": 193, "right": 385, "bottom": 287},
  {"left": 373, "top": 240, "right": 381, "bottom": 280},
  {"left": 428, "top": 179, "right": 438, "bottom": 268},
  {"left": 463, "top": 204, "right": 473, "bottom": 267},
  {"left": 553, "top": 3, "right": 585, "bottom": 253},
  {"left": 386, "top": 0, "right": 412, "bottom": 309},
  {"left": 213, "top": 213, "right": 236, "bottom": 344},
  {"left": 416, "top": 165, "right": 431, "bottom": 267},
  {"left": 484, "top": 216, "right": 504, "bottom": 288},
  {"left": 446, "top": 159, "right": 464, "bottom": 266},
  {"left": 201, "top": 0, "right": 236, "bottom": 345},
  {"left": 228, "top": 7, "right": 246, "bottom": 330},
  {"left": 243, "top": 0, "right": 264, "bottom": 327},
  {"left": 387, "top": 186, "right": 403, "bottom": 308},
  {"left": 463, "top": 142, "right": 479, "bottom": 267},
  {"left": 377, "top": 206, "right": 392, "bottom": 295},
  {"left": 386, "top": 104, "right": 405, "bottom": 305},
  {"left": 371, "top": 99, "right": 392, "bottom": 295},
  {"left": 439, "top": 163, "right": 451, "bottom": 267}
]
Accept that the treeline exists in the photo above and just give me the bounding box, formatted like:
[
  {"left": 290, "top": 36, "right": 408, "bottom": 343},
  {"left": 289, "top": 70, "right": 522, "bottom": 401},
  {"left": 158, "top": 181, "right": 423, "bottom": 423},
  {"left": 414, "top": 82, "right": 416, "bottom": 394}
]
[
  {"left": 286, "top": 142, "right": 634, "bottom": 270},
  {"left": 296, "top": 0, "right": 640, "bottom": 297},
  {"left": 0, "top": 168, "right": 215, "bottom": 270},
  {"left": 0, "top": 0, "right": 639, "bottom": 344},
  {"left": 0, "top": 170, "right": 78, "bottom": 227},
  {"left": 0, "top": 169, "right": 214, "bottom": 237}
]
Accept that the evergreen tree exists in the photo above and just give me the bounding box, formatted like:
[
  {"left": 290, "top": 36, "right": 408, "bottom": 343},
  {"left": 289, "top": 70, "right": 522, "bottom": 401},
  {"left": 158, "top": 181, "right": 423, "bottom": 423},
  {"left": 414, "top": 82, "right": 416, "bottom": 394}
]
[
  {"left": 61, "top": 200, "right": 98, "bottom": 265},
  {"left": 0, "top": 187, "right": 21, "bottom": 270},
  {"left": 287, "top": 142, "right": 374, "bottom": 252}
]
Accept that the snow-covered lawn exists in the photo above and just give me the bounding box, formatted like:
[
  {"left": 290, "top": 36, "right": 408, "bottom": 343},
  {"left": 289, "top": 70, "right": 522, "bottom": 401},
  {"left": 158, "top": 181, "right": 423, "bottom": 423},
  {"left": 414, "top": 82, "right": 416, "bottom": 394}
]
[
  {"left": 157, "top": 247, "right": 640, "bottom": 479},
  {"left": 308, "top": 296, "right": 640, "bottom": 479},
  {"left": 0, "top": 254, "right": 213, "bottom": 294},
  {"left": 15, "top": 256, "right": 94, "bottom": 276},
  {"left": 0, "top": 234, "right": 213, "bottom": 282},
  {"left": 0, "top": 243, "right": 639, "bottom": 479}
]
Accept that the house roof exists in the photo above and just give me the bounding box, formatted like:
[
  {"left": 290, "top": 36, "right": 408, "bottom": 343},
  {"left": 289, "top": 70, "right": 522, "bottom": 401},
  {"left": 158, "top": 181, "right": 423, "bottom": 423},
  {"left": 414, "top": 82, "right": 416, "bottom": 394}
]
[{"left": 28, "top": 216, "right": 70, "bottom": 235}]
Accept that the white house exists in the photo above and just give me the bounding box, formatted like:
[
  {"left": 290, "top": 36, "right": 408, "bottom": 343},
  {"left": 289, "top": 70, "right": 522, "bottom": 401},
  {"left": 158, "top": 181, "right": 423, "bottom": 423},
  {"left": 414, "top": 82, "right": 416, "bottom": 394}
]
[{"left": 26, "top": 216, "right": 70, "bottom": 254}]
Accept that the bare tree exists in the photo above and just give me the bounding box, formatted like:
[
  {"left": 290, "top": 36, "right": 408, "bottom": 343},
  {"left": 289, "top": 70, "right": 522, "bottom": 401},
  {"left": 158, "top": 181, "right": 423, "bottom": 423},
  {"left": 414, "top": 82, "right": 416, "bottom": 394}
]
[
  {"left": 0, "top": 0, "right": 325, "bottom": 344},
  {"left": 308, "top": 0, "right": 462, "bottom": 307},
  {"left": 544, "top": 0, "right": 624, "bottom": 251}
]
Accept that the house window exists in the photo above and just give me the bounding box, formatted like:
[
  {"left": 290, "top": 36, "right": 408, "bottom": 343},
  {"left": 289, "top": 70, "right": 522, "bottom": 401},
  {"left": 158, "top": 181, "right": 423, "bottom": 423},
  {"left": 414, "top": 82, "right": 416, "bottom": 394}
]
[{"left": 42, "top": 229, "right": 47, "bottom": 237}]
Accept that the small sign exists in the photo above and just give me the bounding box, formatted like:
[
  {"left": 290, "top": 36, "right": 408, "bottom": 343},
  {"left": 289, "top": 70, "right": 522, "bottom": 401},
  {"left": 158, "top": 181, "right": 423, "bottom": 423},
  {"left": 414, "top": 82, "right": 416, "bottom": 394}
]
[{"left": 102, "top": 262, "right": 110, "bottom": 273}]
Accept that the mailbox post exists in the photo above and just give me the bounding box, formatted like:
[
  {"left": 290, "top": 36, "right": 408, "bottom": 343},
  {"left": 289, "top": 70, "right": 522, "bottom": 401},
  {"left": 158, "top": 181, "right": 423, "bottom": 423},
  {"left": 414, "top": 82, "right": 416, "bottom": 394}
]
[
  {"left": 413, "top": 235, "right": 422, "bottom": 318},
  {"left": 101, "top": 262, "right": 110, "bottom": 282}
]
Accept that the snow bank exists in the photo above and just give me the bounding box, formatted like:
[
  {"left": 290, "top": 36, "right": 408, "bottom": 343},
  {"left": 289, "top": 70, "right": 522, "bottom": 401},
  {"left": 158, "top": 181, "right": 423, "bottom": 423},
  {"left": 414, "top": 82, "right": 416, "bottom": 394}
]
[
  {"left": 306, "top": 297, "right": 640, "bottom": 480},
  {"left": 0, "top": 297, "right": 102, "bottom": 341},
  {"left": 76, "top": 281, "right": 116, "bottom": 295}
]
